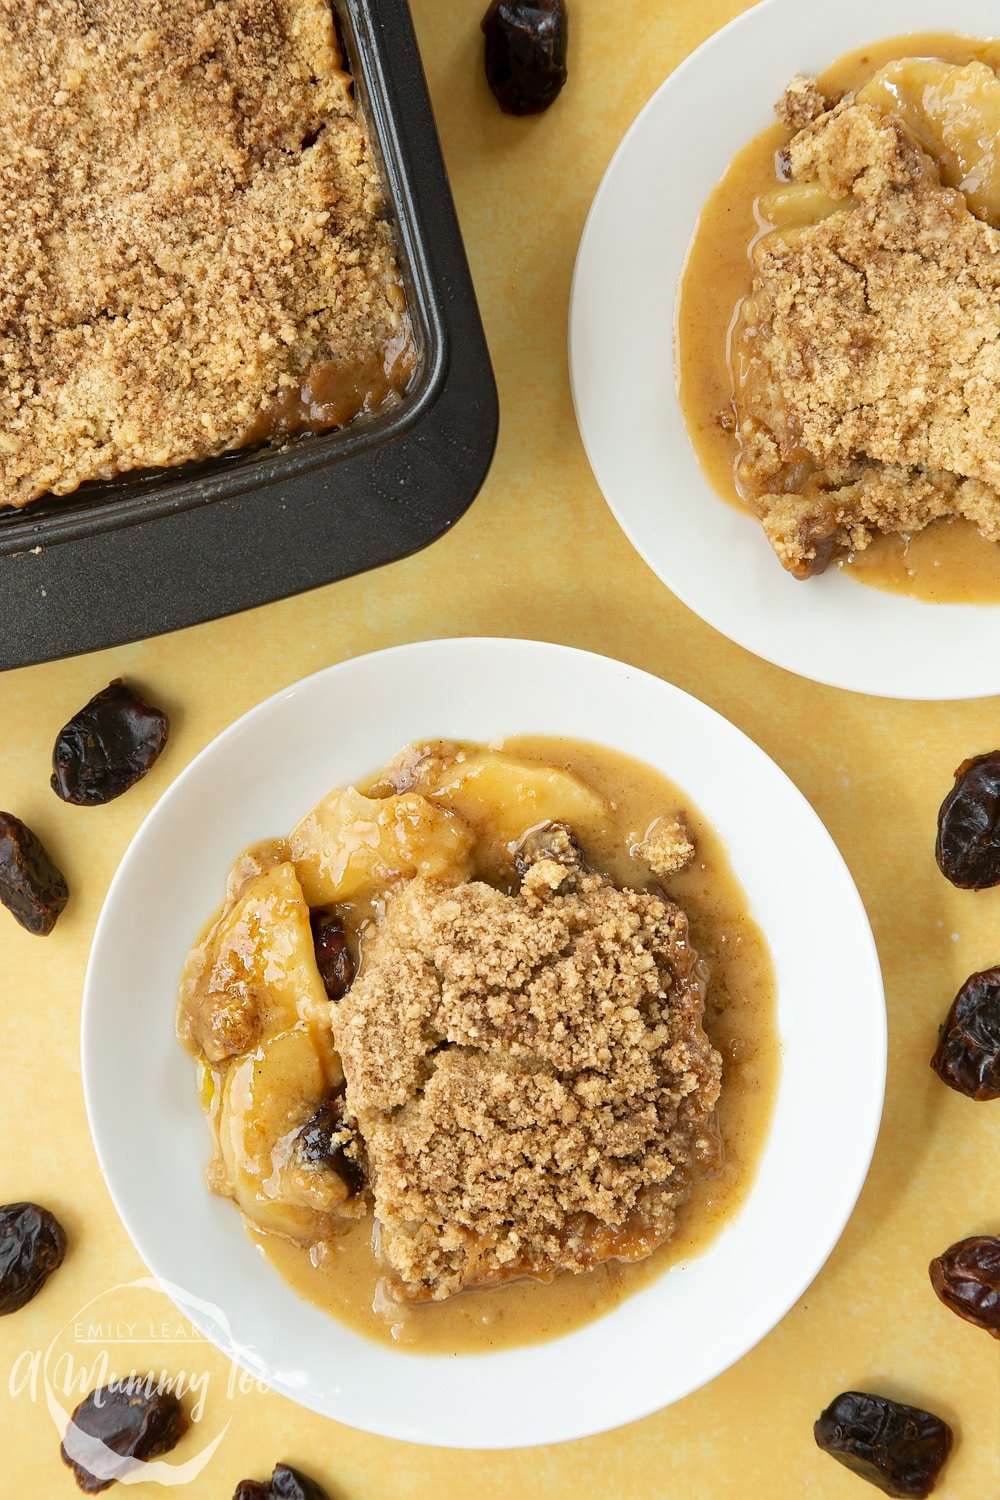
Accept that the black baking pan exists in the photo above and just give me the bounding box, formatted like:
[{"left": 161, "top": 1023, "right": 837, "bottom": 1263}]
[{"left": 0, "top": 0, "right": 498, "bottom": 671}]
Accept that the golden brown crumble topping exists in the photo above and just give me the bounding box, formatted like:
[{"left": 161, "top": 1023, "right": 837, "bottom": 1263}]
[
  {"left": 335, "top": 844, "right": 721, "bottom": 1303},
  {"left": 0, "top": 0, "right": 407, "bottom": 507},
  {"left": 774, "top": 73, "right": 828, "bottom": 132},
  {"left": 734, "top": 82, "right": 1000, "bottom": 576},
  {"left": 636, "top": 814, "right": 695, "bottom": 878}
]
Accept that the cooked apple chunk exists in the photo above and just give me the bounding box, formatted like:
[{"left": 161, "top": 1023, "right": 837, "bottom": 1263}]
[
  {"left": 289, "top": 787, "right": 473, "bottom": 905},
  {"left": 177, "top": 860, "right": 331, "bottom": 1064},
  {"left": 424, "top": 752, "right": 608, "bottom": 849},
  {"left": 857, "top": 58, "right": 1000, "bottom": 224},
  {"left": 216, "top": 1025, "right": 361, "bottom": 1240},
  {"left": 178, "top": 854, "right": 363, "bottom": 1240}
]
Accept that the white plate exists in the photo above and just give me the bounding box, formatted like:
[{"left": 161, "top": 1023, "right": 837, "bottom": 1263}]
[
  {"left": 82, "top": 639, "right": 885, "bottom": 1448},
  {"left": 570, "top": 0, "right": 1000, "bottom": 700}
]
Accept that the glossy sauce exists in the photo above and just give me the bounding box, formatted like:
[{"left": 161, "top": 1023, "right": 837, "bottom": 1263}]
[
  {"left": 257, "top": 735, "right": 779, "bottom": 1355},
  {"left": 677, "top": 32, "right": 1000, "bottom": 604},
  {"left": 240, "top": 316, "right": 414, "bottom": 448}
]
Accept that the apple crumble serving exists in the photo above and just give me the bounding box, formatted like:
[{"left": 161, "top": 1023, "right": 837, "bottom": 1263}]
[
  {"left": 680, "top": 39, "right": 1000, "bottom": 584},
  {"left": 177, "top": 740, "right": 775, "bottom": 1349},
  {"left": 0, "top": 0, "right": 410, "bottom": 509}
]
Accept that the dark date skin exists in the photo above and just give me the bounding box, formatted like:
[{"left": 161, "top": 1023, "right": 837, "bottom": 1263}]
[
  {"left": 929, "top": 1235, "right": 1000, "bottom": 1339},
  {"left": 296, "top": 1095, "right": 365, "bottom": 1196},
  {"left": 60, "top": 1379, "right": 187, "bottom": 1493},
  {"left": 482, "top": 0, "right": 568, "bottom": 115},
  {"left": 0, "top": 1202, "right": 67, "bottom": 1314},
  {"left": 814, "top": 1391, "right": 953, "bottom": 1498},
  {"left": 233, "top": 1462, "right": 331, "bottom": 1500},
  {"left": 0, "top": 812, "right": 69, "bottom": 935},
  {"left": 930, "top": 967, "right": 1000, "bottom": 1100},
  {"left": 310, "top": 910, "right": 355, "bottom": 1000},
  {"left": 51, "top": 680, "right": 169, "bottom": 806},
  {"left": 936, "top": 751, "right": 1000, "bottom": 888}
]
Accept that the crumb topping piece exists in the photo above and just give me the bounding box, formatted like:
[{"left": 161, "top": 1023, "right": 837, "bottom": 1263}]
[
  {"left": 775, "top": 73, "right": 829, "bottom": 132},
  {"left": 735, "top": 80, "right": 1000, "bottom": 576},
  {"left": 636, "top": 814, "right": 695, "bottom": 877},
  {"left": 334, "top": 844, "right": 722, "bottom": 1302},
  {"left": 0, "top": 0, "right": 406, "bottom": 507}
]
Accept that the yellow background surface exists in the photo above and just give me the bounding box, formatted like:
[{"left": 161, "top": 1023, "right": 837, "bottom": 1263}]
[{"left": 2, "top": 1, "right": 998, "bottom": 1494}]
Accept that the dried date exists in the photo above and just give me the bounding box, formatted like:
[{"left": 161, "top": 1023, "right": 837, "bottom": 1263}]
[
  {"left": 51, "top": 680, "right": 169, "bottom": 806},
  {"left": 310, "top": 910, "right": 355, "bottom": 1000},
  {"left": 482, "top": 0, "right": 568, "bottom": 115},
  {"left": 935, "top": 750, "right": 1000, "bottom": 888},
  {"left": 930, "top": 967, "right": 1000, "bottom": 1100},
  {"left": 296, "top": 1095, "right": 364, "bottom": 1196},
  {"left": 0, "top": 812, "right": 69, "bottom": 935},
  {"left": 60, "top": 1377, "right": 187, "bottom": 1493},
  {"left": 814, "top": 1391, "right": 953, "bottom": 1498},
  {"left": 929, "top": 1235, "right": 1000, "bottom": 1338},
  {"left": 233, "top": 1462, "right": 331, "bottom": 1500},
  {"left": 0, "top": 1202, "right": 67, "bottom": 1314}
]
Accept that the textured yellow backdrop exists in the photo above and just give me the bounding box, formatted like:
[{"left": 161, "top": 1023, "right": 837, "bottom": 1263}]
[{"left": 1, "top": 1, "right": 998, "bottom": 1495}]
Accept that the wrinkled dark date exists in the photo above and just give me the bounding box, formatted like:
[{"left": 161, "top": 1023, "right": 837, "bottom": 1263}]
[
  {"left": 51, "top": 680, "right": 169, "bottom": 806},
  {"left": 936, "top": 751, "right": 1000, "bottom": 888},
  {"left": 233, "top": 1463, "right": 331, "bottom": 1500},
  {"left": 310, "top": 910, "right": 355, "bottom": 1000},
  {"left": 930, "top": 967, "right": 1000, "bottom": 1100},
  {"left": 296, "top": 1094, "right": 364, "bottom": 1196},
  {"left": 0, "top": 812, "right": 69, "bottom": 936},
  {"left": 60, "top": 1378, "right": 187, "bottom": 1493},
  {"left": 482, "top": 0, "right": 568, "bottom": 115},
  {"left": 814, "top": 1391, "right": 953, "bottom": 1498},
  {"left": 0, "top": 1202, "right": 67, "bottom": 1314},
  {"left": 929, "top": 1235, "right": 1000, "bottom": 1339}
]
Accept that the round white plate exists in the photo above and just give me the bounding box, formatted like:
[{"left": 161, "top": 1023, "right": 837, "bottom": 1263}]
[
  {"left": 82, "top": 639, "right": 885, "bottom": 1447},
  {"left": 570, "top": 0, "right": 1000, "bottom": 700}
]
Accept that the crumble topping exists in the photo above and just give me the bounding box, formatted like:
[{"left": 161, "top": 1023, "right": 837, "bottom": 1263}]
[
  {"left": 513, "top": 819, "right": 587, "bottom": 878},
  {"left": 774, "top": 73, "right": 828, "bottom": 132},
  {"left": 636, "top": 814, "right": 695, "bottom": 877},
  {"left": 334, "top": 844, "right": 722, "bottom": 1302},
  {"left": 0, "top": 0, "right": 406, "bottom": 507},
  {"left": 735, "top": 82, "right": 1000, "bottom": 576}
]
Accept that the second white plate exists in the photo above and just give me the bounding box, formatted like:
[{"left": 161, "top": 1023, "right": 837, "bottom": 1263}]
[{"left": 569, "top": 0, "right": 1000, "bottom": 699}]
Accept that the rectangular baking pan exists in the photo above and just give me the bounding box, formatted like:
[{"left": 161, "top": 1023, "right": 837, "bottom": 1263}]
[{"left": 0, "top": 0, "right": 498, "bottom": 670}]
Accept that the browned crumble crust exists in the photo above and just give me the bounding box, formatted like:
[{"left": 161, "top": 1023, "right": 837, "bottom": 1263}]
[
  {"left": 0, "top": 0, "right": 406, "bottom": 507},
  {"left": 334, "top": 847, "right": 722, "bottom": 1302},
  {"left": 774, "top": 73, "right": 828, "bottom": 132},
  {"left": 734, "top": 83, "right": 1000, "bottom": 576},
  {"left": 636, "top": 814, "right": 695, "bottom": 877}
]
